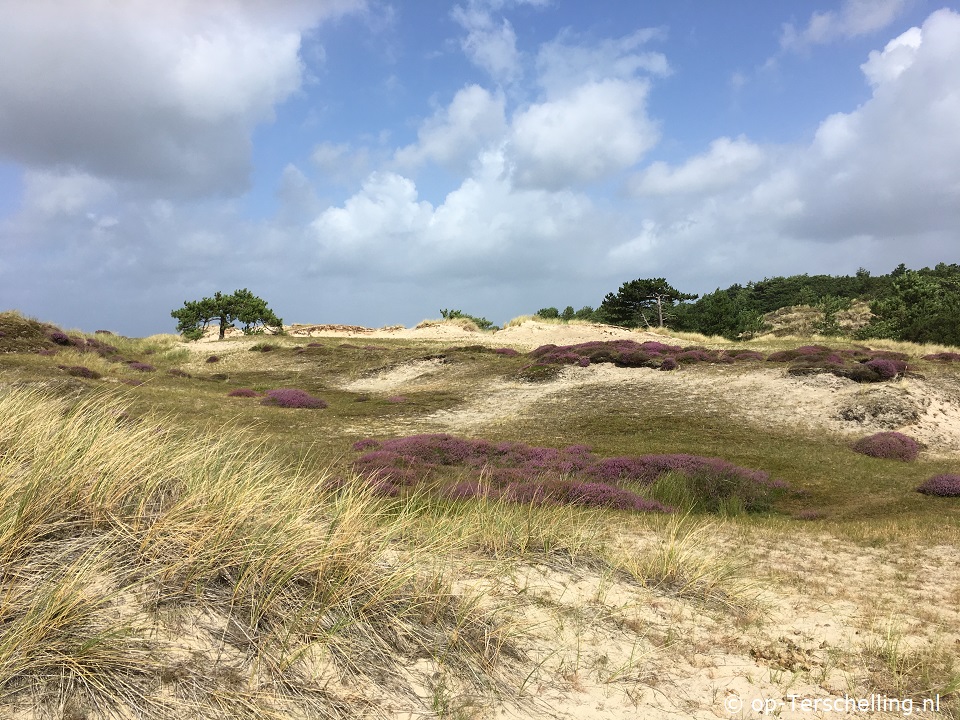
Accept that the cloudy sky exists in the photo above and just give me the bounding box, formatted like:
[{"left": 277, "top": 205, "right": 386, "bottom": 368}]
[{"left": 1, "top": 0, "right": 959, "bottom": 335}]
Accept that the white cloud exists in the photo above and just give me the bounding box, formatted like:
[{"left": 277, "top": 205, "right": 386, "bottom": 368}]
[
  {"left": 535, "top": 28, "right": 669, "bottom": 97},
  {"left": 451, "top": 4, "right": 523, "bottom": 85},
  {"left": 631, "top": 137, "right": 764, "bottom": 196},
  {"left": 509, "top": 79, "right": 657, "bottom": 189},
  {"left": 860, "top": 26, "right": 922, "bottom": 87},
  {"left": 780, "top": 0, "right": 908, "bottom": 50},
  {"left": 0, "top": 0, "right": 362, "bottom": 195},
  {"left": 22, "top": 169, "right": 116, "bottom": 216},
  {"left": 394, "top": 85, "right": 507, "bottom": 170},
  {"left": 311, "top": 142, "right": 373, "bottom": 185},
  {"left": 310, "top": 150, "right": 593, "bottom": 277}
]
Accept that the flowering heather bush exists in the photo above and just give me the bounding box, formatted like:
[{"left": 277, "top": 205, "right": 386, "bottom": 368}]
[
  {"left": 227, "top": 388, "right": 261, "bottom": 398},
  {"left": 494, "top": 347, "right": 520, "bottom": 356},
  {"left": 659, "top": 357, "right": 678, "bottom": 371},
  {"left": 167, "top": 368, "right": 191, "bottom": 378},
  {"left": 864, "top": 358, "right": 904, "bottom": 379},
  {"left": 923, "top": 352, "right": 960, "bottom": 361},
  {"left": 675, "top": 349, "right": 715, "bottom": 364},
  {"left": 250, "top": 342, "right": 277, "bottom": 352},
  {"left": 261, "top": 388, "right": 327, "bottom": 409},
  {"left": 122, "top": 379, "right": 144, "bottom": 386},
  {"left": 48, "top": 330, "right": 72, "bottom": 346},
  {"left": 353, "top": 434, "right": 786, "bottom": 513},
  {"left": 206, "top": 355, "right": 220, "bottom": 363},
  {"left": 851, "top": 431, "right": 920, "bottom": 461},
  {"left": 733, "top": 351, "right": 765, "bottom": 361},
  {"left": 128, "top": 362, "right": 155, "bottom": 372},
  {"left": 63, "top": 365, "right": 101, "bottom": 379},
  {"left": 916, "top": 474, "right": 960, "bottom": 497}
]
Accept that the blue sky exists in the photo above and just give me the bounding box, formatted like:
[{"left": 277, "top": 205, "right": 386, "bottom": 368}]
[{"left": 1, "top": 0, "right": 958, "bottom": 335}]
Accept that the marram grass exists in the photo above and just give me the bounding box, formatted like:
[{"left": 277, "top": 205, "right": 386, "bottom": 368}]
[{"left": 0, "top": 388, "right": 527, "bottom": 718}]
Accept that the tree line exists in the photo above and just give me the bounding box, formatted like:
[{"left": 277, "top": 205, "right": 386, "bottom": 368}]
[{"left": 536, "top": 263, "right": 960, "bottom": 345}]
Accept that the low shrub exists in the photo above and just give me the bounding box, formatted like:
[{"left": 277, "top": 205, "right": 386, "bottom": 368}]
[
  {"left": 352, "top": 434, "right": 787, "bottom": 514},
  {"left": 851, "top": 432, "right": 920, "bottom": 461},
  {"left": 261, "top": 388, "right": 327, "bottom": 409},
  {"left": 922, "top": 352, "right": 960, "bottom": 362},
  {"left": 227, "top": 388, "right": 261, "bottom": 398},
  {"left": 864, "top": 358, "right": 905, "bottom": 379},
  {"left": 494, "top": 347, "right": 520, "bottom": 356},
  {"left": 916, "top": 474, "right": 960, "bottom": 497},
  {"left": 167, "top": 369, "right": 191, "bottom": 378},
  {"left": 128, "top": 362, "right": 155, "bottom": 372},
  {"left": 659, "top": 357, "right": 678, "bottom": 371},
  {"left": 63, "top": 365, "right": 101, "bottom": 380},
  {"left": 250, "top": 342, "right": 278, "bottom": 352},
  {"left": 48, "top": 331, "right": 72, "bottom": 346},
  {"left": 206, "top": 355, "right": 220, "bottom": 363}
]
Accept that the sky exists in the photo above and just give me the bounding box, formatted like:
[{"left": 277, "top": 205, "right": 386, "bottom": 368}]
[{"left": 1, "top": 0, "right": 959, "bottom": 336}]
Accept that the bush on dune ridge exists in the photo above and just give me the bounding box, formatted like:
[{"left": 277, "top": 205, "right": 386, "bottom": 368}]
[{"left": 523, "top": 339, "right": 913, "bottom": 382}]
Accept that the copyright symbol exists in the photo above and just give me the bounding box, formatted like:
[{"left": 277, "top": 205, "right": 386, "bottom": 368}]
[{"left": 725, "top": 695, "right": 743, "bottom": 713}]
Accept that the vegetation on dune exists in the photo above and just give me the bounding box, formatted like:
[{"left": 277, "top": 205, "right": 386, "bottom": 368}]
[
  {"left": 851, "top": 432, "right": 921, "bottom": 462},
  {"left": 536, "top": 262, "right": 960, "bottom": 345},
  {"left": 1, "top": 310, "right": 959, "bottom": 717},
  {"left": 351, "top": 434, "right": 790, "bottom": 514},
  {"left": 517, "top": 338, "right": 914, "bottom": 384}
]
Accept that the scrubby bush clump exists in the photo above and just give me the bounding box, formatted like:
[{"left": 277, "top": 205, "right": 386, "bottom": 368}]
[
  {"left": 61, "top": 365, "right": 101, "bottom": 379},
  {"left": 768, "top": 345, "right": 909, "bottom": 382},
  {"left": 260, "top": 388, "right": 327, "bottom": 409},
  {"left": 916, "top": 474, "right": 960, "bottom": 497},
  {"left": 352, "top": 434, "right": 789, "bottom": 513},
  {"left": 851, "top": 431, "right": 920, "bottom": 461},
  {"left": 128, "top": 362, "right": 155, "bottom": 372},
  {"left": 923, "top": 352, "right": 960, "bottom": 362}
]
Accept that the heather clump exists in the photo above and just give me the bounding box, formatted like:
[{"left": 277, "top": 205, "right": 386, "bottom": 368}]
[
  {"left": 353, "top": 434, "right": 787, "bottom": 514},
  {"left": 765, "top": 344, "right": 911, "bottom": 383},
  {"left": 851, "top": 432, "right": 920, "bottom": 461},
  {"left": 916, "top": 474, "right": 960, "bottom": 497},
  {"left": 61, "top": 365, "right": 101, "bottom": 380},
  {"left": 260, "top": 388, "right": 327, "bottom": 409},
  {"left": 922, "top": 352, "right": 960, "bottom": 361},
  {"left": 127, "top": 362, "right": 155, "bottom": 372}
]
